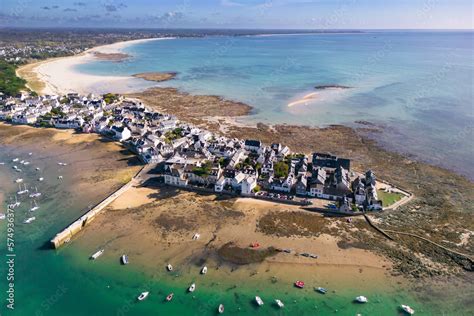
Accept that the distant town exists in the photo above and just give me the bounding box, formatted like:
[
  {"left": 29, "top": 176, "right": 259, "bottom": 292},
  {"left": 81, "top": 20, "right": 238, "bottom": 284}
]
[{"left": 0, "top": 92, "right": 408, "bottom": 212}]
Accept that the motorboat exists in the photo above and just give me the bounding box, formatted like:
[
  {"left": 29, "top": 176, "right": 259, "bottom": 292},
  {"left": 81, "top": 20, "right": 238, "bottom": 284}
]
[
  {"left": 275, "top": 299, "right": 284, "bottom": 308},
  {"left": 12, "top": 158, "right": 19, "bottom": 162},
  {"left": 38, "top": 177, "right": 44, "bottom": 182},
  {"left": 30, "top": 200, "right": 40, "bottom": 212},
  {"left": 28, "top": 152, "right": 32, "bottom": 156},
  {"left": 218, "top": 304, "right": 224, "bottom": 314},
  {"left": 401, "top": 305, "right": 415, "bottom": 315},
  {"left": 315, "top": 287, "right": 327, "bottom": 294},
  {"left": 188, "top": 283, "right": 196, "bottom": 292},
  {"left": 255, "top": 296, "right": 264, "bottom": 306},
  {"left": 90, "top": 249, "right": 104, "bottom": 260},
  {"left": 58, "top": 176, "right": 63, "bottom": 179},
  {"left": 355, "top": 296, "right": 368, "bottom": 303},
  {"left": 201, "top": 266, "right": 208, "bottom": 274},
  {"left": 17, "top": 184, "right": 28, "bottom": 195},
  {"left": 23, "top": 216, "right": 36, "bottom": 224},
  {"left": 23, "top": 161, "right": 30, "bottom": 165},
  {"left": 166, "top": 293, "right": 174, "bottom": 302},
  {"left": 121, "top": 255, "right": 129, "bottom": 265},
  {"left": 137, "top": 292, "right": 149, "bottom": 301},
  {"left": 294, "top": 280, "right": 305, "bottom": 289},
  {"left": 15, "top": 178, "right": 23, "bottom": 183},
  {"left": 35, "top": 167, "right": 40, "bottom": 171},
  {"left": 166, "top": 264, "right": 173, "bottom": 271},
  {"left": 9, "top": 196, "right": 20, "bottom": 209},
  {"left": 29, "top": 187, "right": 41, "bottom": 198}
]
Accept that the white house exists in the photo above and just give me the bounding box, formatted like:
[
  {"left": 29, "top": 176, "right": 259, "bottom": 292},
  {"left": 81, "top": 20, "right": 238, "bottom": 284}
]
[{"left": 111, "top": 126, "right": 131, "bottom": 141}]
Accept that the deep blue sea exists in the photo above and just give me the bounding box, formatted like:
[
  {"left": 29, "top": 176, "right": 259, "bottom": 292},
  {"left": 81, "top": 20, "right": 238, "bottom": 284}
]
[{"left": 78, "top": 31, "right": 474, "bottom": 179}]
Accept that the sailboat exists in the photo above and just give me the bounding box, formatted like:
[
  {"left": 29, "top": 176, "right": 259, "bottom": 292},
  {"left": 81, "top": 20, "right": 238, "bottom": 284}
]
[{"left": 30, "top": 200, "right": 40, "bottom": 212}]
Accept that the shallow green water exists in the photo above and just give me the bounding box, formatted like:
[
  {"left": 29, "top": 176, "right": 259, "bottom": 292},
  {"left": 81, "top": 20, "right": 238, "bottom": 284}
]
[{"left": 0, "top": 145, "right": 467, "bottom": 315}]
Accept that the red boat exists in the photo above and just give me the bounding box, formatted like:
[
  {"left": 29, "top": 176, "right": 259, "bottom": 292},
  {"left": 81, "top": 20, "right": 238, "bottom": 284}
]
[
  {"left": 166, "top": 293, "right": 174, "bottom": 302},
  {"left": 294, "top": 281, "right": 305, "bottom": 289}
]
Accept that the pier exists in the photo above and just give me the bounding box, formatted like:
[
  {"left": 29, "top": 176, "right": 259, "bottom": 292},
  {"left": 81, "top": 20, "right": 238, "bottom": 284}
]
[{"left": 50, "top": 164, "right": 152, "bottom": 249}]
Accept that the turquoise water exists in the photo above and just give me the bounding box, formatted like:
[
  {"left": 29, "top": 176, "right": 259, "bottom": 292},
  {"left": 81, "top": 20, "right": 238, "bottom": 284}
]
[
  {"left": 0, "top": 139, "right": 472, "bottom": 315},
  {"left": 79, "top": 31, "right": 474, "bottom": 179}
]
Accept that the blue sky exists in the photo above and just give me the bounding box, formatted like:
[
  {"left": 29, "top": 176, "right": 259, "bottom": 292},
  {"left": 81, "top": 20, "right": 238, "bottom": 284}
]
[{"left": 1, "top": 0, "right": 472, "bottom": 29}]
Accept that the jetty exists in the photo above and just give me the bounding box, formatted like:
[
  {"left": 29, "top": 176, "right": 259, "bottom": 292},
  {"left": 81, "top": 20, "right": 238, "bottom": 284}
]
[{"left": 50, "top": 165, "right": 152, "bottom": 249}]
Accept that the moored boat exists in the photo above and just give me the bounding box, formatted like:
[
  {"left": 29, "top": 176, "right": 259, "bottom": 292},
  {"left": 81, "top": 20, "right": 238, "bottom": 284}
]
[
  {"left": 218, "top": 304, "right": 224, "bottom": 314},
  {"left": 255, "top": 296, "right": 264, "bottom": 306},
  {"left": 15, "top": 178, "right": 23, "bottom": 183},
  {"left": 188, "top": 283, "right": 196, "bottom": 292},
  {"left": 23, "top": 216, "right": 36, "bottom": 224},
  {"left": 401, "top": 305, "right": 415, "bottom": 315},
  {"left": 355, "top": 296, "right": 368, "bottom": 303},
  {"left": 137, "top": 291, "right": 149, "bottom": 301},
  {"left": 201, "top": 266, "right": 208, "bottom": 274},
  {"left": 121, "top": 255, "right": 129, "bottom": 265},
  {"left": 275, "top": 299, "right": 284, "bottom": 308},
  {"left": 167, "top": 264, "right": 173, "bottom": 271},
  {"left": 30, "top": 200, "right": 40, "bottom": 212},
  {"left": 315, "top": 287, "right": 327, "bottom": 294},
  {"left": 38, "top": 177, "right": 44, "bottom": 182},
  {"left": 90, "top": 249, "right": 104, "bottom": 260},
  {"left": 166, "top": 293, "right": 174, "bottom": 302},
  {"left": 294, "top": 280, "right": 305, "bottom": 289}
]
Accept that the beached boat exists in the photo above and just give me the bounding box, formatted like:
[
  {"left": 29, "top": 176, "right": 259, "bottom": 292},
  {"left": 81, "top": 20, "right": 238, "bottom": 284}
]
[
  {"left": 30, "top": 200, "right": 40, "bottom": 212},
  {"left": 23, "top": 161, "right": 30, "bottom": 165},
  {"left": 192, "top": 233, "right": 200, "bottom": 240},
  {"left": 29, "top": 187, "right": 41, "bottom": 198},
  {"left": 315, "top": 287, "right": 327, "bottom": 294},
  {"left": 137, "top": 291, "right": 149, "bottom": 301},
  {"left": 58, "top": 176, "right": 63, "bottom": 179},
  {"left": 294, "top": 280, "right": 305, "bottom": 289},
  {"left": 201, "top": 266, "right": 208, "bottom": 274},
  {"left": 90, "top": 249, "right": 104, "bottom": 260},
  {"left": 38, "top": 177, "right": 44, "bottom": 182},
  {"left": 355, "top": 296, "right": 368, "bottom": 303},
  {"left": 17, "top": 184, "right": 28, "bottom": 195},
  {"left": 218, "top": 304, "right": 224, "bottom": 314},
  {"left": 188, "top": 283, "right": 196, "bottom": 292},
  {"left": 12, "top": 158, "right": 19, "bottom": 162},
  {"left": 255, "top": 296, "right": 264, "bottom": 306},
  {"left": 35, "top": 167, "right": 40, "bottom": 171},
  {"left": 166, "top": 293, "right": 174, "bottom": 302},
  {"left": 275, "top": 299, "right": 284, "bottom": 308},
  {"left": 401, "top": 305, "right": 415, "bottom": 315},
  {"left": 15, "top": 178, "right": 23, "bottom": 183},
  {"left": 167, "top": 264, "right": 173, "bottom": 271},
  {"left": 121, "top": 255, "right": 129, "bottom": 265},
  {"left": 23, "top": 216, "right": 36, "bottom": 224}
]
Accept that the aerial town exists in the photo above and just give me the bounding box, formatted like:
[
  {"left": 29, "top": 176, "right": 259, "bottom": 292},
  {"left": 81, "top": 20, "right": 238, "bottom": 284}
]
[{"left": 0, "top": 92, "right": 386, "bottom": 212}]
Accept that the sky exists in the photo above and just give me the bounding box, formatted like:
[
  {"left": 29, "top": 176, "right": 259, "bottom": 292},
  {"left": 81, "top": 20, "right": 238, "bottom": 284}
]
[{"left": 0, "top": 0, "right": 472, "bottom": 29}]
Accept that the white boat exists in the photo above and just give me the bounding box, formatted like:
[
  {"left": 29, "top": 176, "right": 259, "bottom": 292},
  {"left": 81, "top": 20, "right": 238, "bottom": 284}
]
[
  {"left": 201, "top": 266, "right": 208, "bottom": 274},
  {"left": 28, "top": 152, "right": 33, "bottom": 156},
  {"left": 90, "top": 249, "right": 104, "bottom": 260},
  {"left": 23, "top": 216, "right": 36, "bottom": 224},
  {"left": 15, "top": 178, "right": 23, "bottom": 183},
  {"left": 0, "top": 162, "right": 5, "bottom": 165},
  {"left": 401, "top": 305, "right": 415, "bottom": 315},
  {"left": 58, "top": 176, "right": 63, "bottom": 180},
  {"left": 316, "top": 287, "right": 327, "bottom": 294},
  {"left": 355, "top": 296, "right": 368, "bottom": 303},
  {"left": 17, "top": 184, "right": 28, "bottom": 195},
  {"left": 9, "top": 196, "right": 20, "bottom": 209},
  {"left": 121, "top": 255, "right": 129, "bottom": 265},
  {"left": 15, "top": 168, "right": 22, "bottom": 172},
  {"left": 38, "top": 177, "right": 44, "bottom": 182},
  {"left": 218, "top": 304, "right": 224, "bottom": 314},
  {"left": 188, "top": 283, "right": 196, "bottom": 292},
  {"left": 167, "top": 264, "right": 173, "bottom": 271},
  {"left": 35, "top": 167, "right": 40, "bottom": 171},
  {"left": 20, "top": 160, "right": 24, "bottom": 164},
  {"left": 12, "top": 158, "right": 19, "bottom": 162},
  {"left": 0, "top": 213, "right": 5, "bottom": 220},
  {"left": 275, "top": 299, "right": 284, "bottom": 308},
  {"left": 192, "top": 233, "right": 200, "bottom": 240},
  {"left": 12, "top": 165, "right": 18, "bottom": 169},
  {"left": 255, "top": 296, "right": 264, "bottom": 306},
  {"left": 23, "top": 161, "right": 30, "bottom": 165},
  {"left": 29, "top": 187, "right": 41, "bottom": 198},
  {"left": 30, "top": 200, "right": 40, "bottom": 212},
  {"left": 137, "top": 291, "right": 149, "bottom": 301}
]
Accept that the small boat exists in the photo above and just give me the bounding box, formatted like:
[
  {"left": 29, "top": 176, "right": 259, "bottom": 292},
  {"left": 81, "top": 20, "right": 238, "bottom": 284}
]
[
  {"left": 315, "top": 287, "right": 327, "bottom": 294},
  {"left": 188, "top": 283, "right": 196, "bottom": 292},
  {"left": 15, "top": 168, "right": 22, "bottom": 172},
  {"left": 58, "top": 176, "right": 63, "bottom": 180},
  {"left": 15, "top": 178, "right": 23, "bottom": 183},
  {"left": 28, "top": 152, "right": 33, "bottom": 156},
  {"left": 90, "top": 249, "right": 104, "bottom": 260},
  {"left": 29, "top": 187, "right": 41, "bottom": 198},
  {"left": 166, "top": 264, "right": 173, "bottom": 271},
  {"left": 23, "top": 216, "right": 36, "bottom": 224},
  {"left": 401, "top": 305, "right": 415, "bottom": 315},
  {"left": 166, "top": 293, "right": 174, "bottom": 302},
  {"left": 20, "top": 160, "right": 24, "bottom": 164},
  {"left": 38, "top": 177, "right": 44, "bottom": 182},
  {"left": 13, "top": 165, "right": 18, "bottom": 169},
  {"left": 294, "top": 280, "right": 305, "bottom": 289},
  {"left": 0, "top": 213, "right": 6, "bottom": 220},
  {"left": 10, "top": 196, "right": 20, "bottom": 209},
  {"left": 0, "top": 162, "right": 5, "bottom": 165},
  {"left": 17, "top": 184, "right": 28, "bottom": 195},
  {"left": 201, "top": 266, "right": 208, "bottom": 274},
  {"left": 35, "top": 167, "right": 40, "bottom": 171},
  {"left": 12, "top": 158, "right": 19, "bottom": 162},
  {"left": 30, "top": 200, "right": 40, "bottom": 212},
  {"left": 137, "top": 291, "right": 149, "bottom": 301},
  {"left": 218, "top": 304, "right": 224, "bottom": 314},
  {"left": 23, "top": 161, "right": 30, "bottom": 165},
  {"left": 255, "top": 296, "right": 264, "bottom": 306},
  {"left": 250, "top": 242, "right": 260, "bottom": 248},
  {"left": 355, "top": 296, "right": 368, "bottom": 303},
  {"left": 275, "top": 299, "right": 284, "bottom": 308},
  {"left": 192, "top": 233, "right": 200, "bottom": 240},
  {"left": 121, "top": 255, "right": 129, "bottom": 265}
]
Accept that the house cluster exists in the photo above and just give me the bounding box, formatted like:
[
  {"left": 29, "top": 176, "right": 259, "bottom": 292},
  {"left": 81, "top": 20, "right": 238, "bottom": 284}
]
[
  {"left": 0, "top": 45, "right": 82, "bottom": 63},
  {"left": 0, "top": 92, "right": 382, "bottom": 211}
]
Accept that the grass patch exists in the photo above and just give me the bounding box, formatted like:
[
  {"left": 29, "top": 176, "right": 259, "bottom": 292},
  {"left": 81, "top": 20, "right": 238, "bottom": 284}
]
[{"left": 377, "top": 190, "right": 403, "bottom": 207}]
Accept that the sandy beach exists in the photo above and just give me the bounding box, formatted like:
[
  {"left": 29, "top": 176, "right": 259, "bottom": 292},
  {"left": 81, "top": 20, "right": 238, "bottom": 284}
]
[{"left": 16, "top": 38, "right": 174, "bottom": 95}]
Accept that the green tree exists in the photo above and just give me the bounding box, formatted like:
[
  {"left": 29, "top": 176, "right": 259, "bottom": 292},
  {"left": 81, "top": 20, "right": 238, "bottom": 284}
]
[
  {"left": 0, "top": 61, "right": 27, "bottom": 96},
  {"left": 274, "top": 161, "right": 289, "bottom": 178}
]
